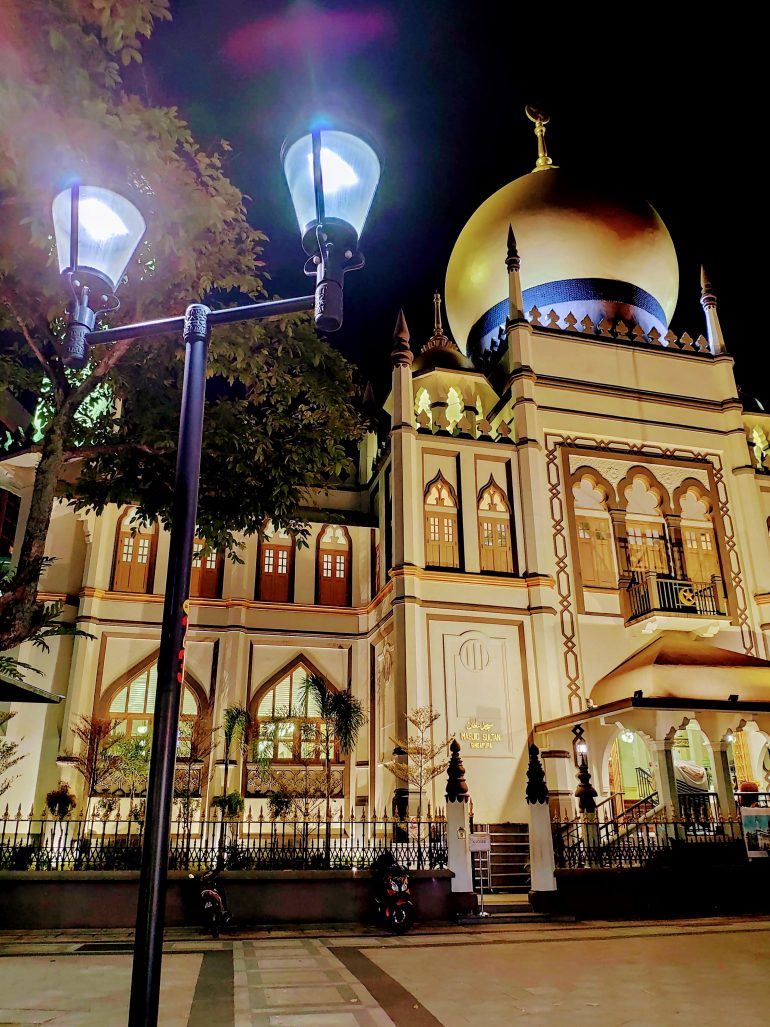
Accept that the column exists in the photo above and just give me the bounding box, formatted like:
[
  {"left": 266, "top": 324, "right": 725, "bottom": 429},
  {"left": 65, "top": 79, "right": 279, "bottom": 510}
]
[{"left": 712, "top": 741, "right": 737, "bottom": 817}]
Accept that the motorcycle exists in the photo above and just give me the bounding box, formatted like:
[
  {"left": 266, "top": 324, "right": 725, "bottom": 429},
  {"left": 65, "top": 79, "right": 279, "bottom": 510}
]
[
  {"left": 189, "top": 868, "right": 231, "bottom": 939},
  {"left": 372, "top": 852, "right": 414, "bottom": 934}
]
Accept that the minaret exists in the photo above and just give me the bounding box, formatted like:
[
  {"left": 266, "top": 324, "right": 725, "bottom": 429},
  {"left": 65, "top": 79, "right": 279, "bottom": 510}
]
[
  {"left": 700, "top": 266, "right": 726, "bottom": 356},
  {"left": 506, "top": 223, "right": 524, "bottom": 323}
]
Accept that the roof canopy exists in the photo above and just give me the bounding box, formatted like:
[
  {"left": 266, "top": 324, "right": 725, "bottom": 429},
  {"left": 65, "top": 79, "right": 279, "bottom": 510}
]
[
  {"left": 590, "top": 632, "right": 770, "bottom": 707},
  {"left": 0, "top": 679, "right": 63, "bottom": 704}
]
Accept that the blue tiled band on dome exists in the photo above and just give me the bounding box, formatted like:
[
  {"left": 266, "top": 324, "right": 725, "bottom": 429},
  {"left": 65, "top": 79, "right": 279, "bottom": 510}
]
[{"left": 467, "top": 278, "right": 667, "bottom": 354}]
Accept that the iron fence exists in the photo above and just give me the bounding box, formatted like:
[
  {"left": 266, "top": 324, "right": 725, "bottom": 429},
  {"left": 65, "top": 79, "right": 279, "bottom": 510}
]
[
  {"left": 553, "top": 812, "right": 745, "bottom": 869},
  {"left": 0, "top": 807, "right": 447, "bottom": 872}
]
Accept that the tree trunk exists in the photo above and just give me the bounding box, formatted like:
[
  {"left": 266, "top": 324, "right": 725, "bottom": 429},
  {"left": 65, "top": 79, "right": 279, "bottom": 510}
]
[{"left": 0, "top": 411, "right": 67, "bottom": 649}]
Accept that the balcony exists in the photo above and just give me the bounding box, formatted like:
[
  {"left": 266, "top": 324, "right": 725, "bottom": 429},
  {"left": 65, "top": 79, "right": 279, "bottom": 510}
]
[{"left": 625, "top": 572, "right": 727, "bottom": 635}]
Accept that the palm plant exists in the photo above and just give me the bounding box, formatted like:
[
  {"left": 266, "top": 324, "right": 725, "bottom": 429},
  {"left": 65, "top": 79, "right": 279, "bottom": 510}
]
[
  {"left": 175, "top": 713, "right": 215, "bottom": 853},
  {"left": 300, "top": 674, "right": 366, "bottom": 864},
  {"left": 66, "top": 715, "right": 123, "bottom": 817},
  {"left": 114, "top": 731, "right": 152, "bottom": 813},
  {"left": 217, "top": 703, "right": 250, "bottom": 864}
]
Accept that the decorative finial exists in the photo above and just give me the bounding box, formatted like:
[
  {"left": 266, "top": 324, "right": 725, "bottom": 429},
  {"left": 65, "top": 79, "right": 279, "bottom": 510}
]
[
  {"left": 422, "top": 292, "right": 461, "bottom": 355},
  {"left": 446, "top": 738, "right": 469, "bottom": 803},
  {"left": 525, "top": 743, "right": 549, "bottom": 805},
  {"left": 700, "top": 265, "right": 716, "bottom": 309},
  {"left": 506, "top": 224, "right": 521, "bottom": 272},
  {"left": 433, "top": 290, "right": 443, "bottom": 333},
  {"left": 525, "top": 105, "right": 557, "bottom": 172},
  {"left": 391, "top": 309, "right": 413, "bottom": 367},
  {"left": 575, "top": 755, "right": 597, "bottom": 814}
]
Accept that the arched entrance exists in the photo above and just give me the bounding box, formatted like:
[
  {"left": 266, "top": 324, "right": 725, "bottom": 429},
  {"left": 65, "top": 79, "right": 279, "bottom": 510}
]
[{"left": 607, "top": 728, "right": 655, "bottom": 811}]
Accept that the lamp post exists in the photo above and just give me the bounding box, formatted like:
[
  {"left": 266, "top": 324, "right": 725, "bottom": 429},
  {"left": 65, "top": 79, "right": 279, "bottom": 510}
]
[{"left": 52, "top": 127, "right": 380, "bottom": 1027}]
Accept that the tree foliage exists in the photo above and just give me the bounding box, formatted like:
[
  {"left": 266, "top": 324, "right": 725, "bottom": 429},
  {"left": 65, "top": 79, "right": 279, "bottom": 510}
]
[
  {"left": 0, "top": 0, "right": 365, "bottom": 660},
  {"left": 385, "top": 706, "right": 450, "bottom": 818},
  {"left": 0, "top": 710, "right": 25, "bottom": 798}
]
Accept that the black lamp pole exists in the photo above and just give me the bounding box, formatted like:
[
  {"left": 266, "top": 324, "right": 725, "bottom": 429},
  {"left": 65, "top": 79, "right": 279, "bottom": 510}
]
[{"left": 58, "top": 129, "right": 377, "bottom": 1027}]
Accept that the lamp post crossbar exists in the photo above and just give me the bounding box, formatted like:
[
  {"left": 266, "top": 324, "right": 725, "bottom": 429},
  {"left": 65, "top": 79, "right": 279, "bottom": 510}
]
[
  {"left": 118, "top": 294, "right": 313, "bottom": 1027},
  {"left": 85, "top": 294, "right": 315, "bottom": 346}
]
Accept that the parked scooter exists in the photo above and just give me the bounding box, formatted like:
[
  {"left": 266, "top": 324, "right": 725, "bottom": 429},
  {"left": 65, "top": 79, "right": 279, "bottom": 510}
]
[
  {"left": 189, "top": 868, "right": 231, "bottom": 938},
  {"left": 372, "top": 852, "right": 414, "bottom": 934}
]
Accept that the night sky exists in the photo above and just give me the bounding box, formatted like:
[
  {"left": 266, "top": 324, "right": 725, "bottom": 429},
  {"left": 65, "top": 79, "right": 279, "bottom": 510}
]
[{"left": 140, "top": 3, "right": 757, "bottom": 401}]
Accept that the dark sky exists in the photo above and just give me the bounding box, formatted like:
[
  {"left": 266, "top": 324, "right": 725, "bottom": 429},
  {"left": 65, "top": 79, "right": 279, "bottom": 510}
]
[{"left": 141, "top": 3, "right": 758, "bottom": 401}]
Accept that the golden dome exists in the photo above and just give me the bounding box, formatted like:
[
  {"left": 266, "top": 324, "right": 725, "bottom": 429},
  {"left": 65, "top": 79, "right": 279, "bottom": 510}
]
[{"left": 445, "top": 166, "right": 679, "bottom": 355}]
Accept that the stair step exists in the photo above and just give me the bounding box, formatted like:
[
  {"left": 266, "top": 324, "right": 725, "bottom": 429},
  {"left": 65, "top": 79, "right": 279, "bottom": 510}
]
[{"left": 458, "top": 911, "right": 549, "bottom": 925}]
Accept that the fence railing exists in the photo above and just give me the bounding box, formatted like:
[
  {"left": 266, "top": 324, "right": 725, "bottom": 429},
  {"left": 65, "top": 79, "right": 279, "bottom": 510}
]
[
  {"left": 0, "top": 808, "right": 447, "bottom": 872},
  {"left": 553, "top": 811, "right": 745, "bottom": 869}
]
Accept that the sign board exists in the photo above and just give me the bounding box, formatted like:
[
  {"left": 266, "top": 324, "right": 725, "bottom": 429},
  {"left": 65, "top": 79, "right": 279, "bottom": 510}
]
[
  {"left": 741, "top": 808, "right": 770, "bottom": 858},
  {"left": 469, "top": 831, "right": 491, "bottom": 853}
]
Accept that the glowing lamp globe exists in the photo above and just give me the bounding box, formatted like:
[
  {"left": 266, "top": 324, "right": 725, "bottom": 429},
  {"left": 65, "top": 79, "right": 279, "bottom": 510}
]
[
  {"left": 282, "top": 128, "right": 380, "bottom": 252},
  {"left": 52, "top": 185, "right": 146, "bottom": 295}
]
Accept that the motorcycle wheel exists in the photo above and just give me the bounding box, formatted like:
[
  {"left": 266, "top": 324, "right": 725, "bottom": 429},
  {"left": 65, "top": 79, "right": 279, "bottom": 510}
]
[{"left": 389, "top": 904, "right": 414, "bottom": 934}]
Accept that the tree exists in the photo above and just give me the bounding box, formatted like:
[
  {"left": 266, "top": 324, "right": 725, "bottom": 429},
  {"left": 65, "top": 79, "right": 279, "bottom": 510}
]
[
  {"left": 66, "top": 714, "right": 123, "bottom": 812},
  {"left": 0, "top": 710, "right": 25, "bottom": 798},
  {"left": 385, "top": 706, "right": 450, "bottom": 820},
  {"left": 300, "top": 674, "right": 365, "bottom": 864},
  {"left": 113, "top": 730, "right": 152, "bottom": 812},
  {"left": 175, "top": 712, "right": 215, "bottom": 851},
  {"left": 0, "top": 1, "right": 365, "bottom": 676},
  {"left": 216, "top": 703, "right": 249, "bottom": 863}
]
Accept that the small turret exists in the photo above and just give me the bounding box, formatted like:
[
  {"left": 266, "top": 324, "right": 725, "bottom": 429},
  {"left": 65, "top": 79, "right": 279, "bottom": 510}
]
[
  {"left": 506, "top": 223, "right": 524, "bottom": 323},
  {"left": 700, "top": 266, "right": 726, "bottom": 356}
]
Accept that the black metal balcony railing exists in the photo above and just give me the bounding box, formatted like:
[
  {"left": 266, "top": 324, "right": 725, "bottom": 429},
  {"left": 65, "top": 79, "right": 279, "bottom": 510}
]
[{"left": 626, "top": 574, "right": 725, "bottom": 620}]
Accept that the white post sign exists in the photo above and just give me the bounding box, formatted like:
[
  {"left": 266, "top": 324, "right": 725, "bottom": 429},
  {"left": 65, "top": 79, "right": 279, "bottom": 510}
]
[{"left": 469, "top": 831, "right": 491, "bottom": 852}]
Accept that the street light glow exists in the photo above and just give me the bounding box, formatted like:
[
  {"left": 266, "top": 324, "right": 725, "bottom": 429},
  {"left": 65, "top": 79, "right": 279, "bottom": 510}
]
[
  {"left": 78, "top": 196, "right": 131, "bottom": 242},
  {"left": 308, "top": 148, "right": 359, "bottom": 194}
]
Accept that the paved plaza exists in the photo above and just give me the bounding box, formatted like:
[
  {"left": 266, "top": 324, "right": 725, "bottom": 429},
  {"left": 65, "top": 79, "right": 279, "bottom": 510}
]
[{"left": 0, "top": 917, "right": 769, "bottom": 1025}]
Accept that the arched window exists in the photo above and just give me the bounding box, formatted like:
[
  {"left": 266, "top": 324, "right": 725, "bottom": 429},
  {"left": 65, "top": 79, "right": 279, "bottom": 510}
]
[
  {"left": 257, "top": 529, "right": 294, "bottom": 603},
  {"left": 317, "top": 525, "right": 351, "bottom": 606},
  {"left": 0, "top": 488, "right": 20, "bottom": 561},
  {"left": 572, "top": 474, "right": 617, "bottom": 588},
  {"left": 108, "top": 664, "right": 198, "bottom": 740},
  {"left": 112, "top": 507, "right": 157, "bottom": 593},
  {"left": 477, "top": 480, "right": 514, "bottom": 573},
  {"left": 623, "top": 475, "right": 668, "bottom": 575},
  {"left": 251, "top": 662, "right": 341, "bottom": 764},
  {"left": 424, "top": 473, "right": 459, "bottom": 568},
  {"left": 678, "top": 487, "right": 720, "bottom": 583},
  {"left": 190, "top": 537, "right": 223, "bottom": 599}
]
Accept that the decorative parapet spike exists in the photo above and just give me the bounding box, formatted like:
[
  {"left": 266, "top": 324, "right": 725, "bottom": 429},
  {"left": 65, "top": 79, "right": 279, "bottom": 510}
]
[
  {"left": 526, "top": 744, "right": 549, "bottom": 805},
  {"left": 391, "top": 309, "right": 413, "bottom": 367},
  {"left": 524, "top": 307, "right": 713, "bottom": 355},
  {"left": 446, "top": 738, "right": 469, "bottom": 803},
  {"left": 575, "top": 756, "right": 597, "bottom": 814}
]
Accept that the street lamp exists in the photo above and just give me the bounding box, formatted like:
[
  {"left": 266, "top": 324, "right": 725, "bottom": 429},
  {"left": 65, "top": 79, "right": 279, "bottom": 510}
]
[
  {"left": 52, "top": 184, "right": 146, "bottom": 368},
  {"left": 282, "top": 126, "right": 380, "bottom": 331},
  {"left": 52, "top": 126, "right": 379, "bottom": 1027}
]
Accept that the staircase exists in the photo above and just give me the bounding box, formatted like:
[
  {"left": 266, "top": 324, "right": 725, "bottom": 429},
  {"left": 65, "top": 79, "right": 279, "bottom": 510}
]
[{"left": 471, "top": 822, "right": 530, "bottom": 894}]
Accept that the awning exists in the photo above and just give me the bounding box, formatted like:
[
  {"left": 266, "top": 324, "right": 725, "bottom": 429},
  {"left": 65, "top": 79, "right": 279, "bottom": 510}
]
[
  {"left": 535, "top": 693, "right": 770, "bottom": 734},
  {"left": 0, "top": 678, "right": 63, "bottom": 704},
  {"left": 589, "top": 632, "right": 770, "bottom": 707}
]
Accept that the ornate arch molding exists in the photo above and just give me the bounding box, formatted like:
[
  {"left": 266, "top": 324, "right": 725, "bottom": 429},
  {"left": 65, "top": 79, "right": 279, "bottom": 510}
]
[
  {"left": 95, "top": 649, "right": 212, "bottom": 722},
  {"left": 247, "top": 654, "right": 339, "bottom": 719},
  {"left": 476, "top": 474, "right": 511, "bottom": 511},
  {"left": 567, "top": 465, "right": 618, "bottom": 510},
  {"left": 615, "top": 464, "right": 673, "bottom": 515},
  {"left": 424, "top": 470, "right": 459, "bottom": 507},
  {"left": 672, "top": 476, "right": 715, "bottom": 515}
]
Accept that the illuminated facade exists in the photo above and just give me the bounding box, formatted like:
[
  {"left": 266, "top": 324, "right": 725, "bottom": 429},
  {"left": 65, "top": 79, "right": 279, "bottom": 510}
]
[{"left": 4, "top": 112, "right": 770, "bottom": 839}]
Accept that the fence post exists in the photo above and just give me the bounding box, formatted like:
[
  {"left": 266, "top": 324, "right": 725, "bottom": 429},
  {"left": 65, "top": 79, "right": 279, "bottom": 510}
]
[
  {"left": 526, "top": 744, "right": 557, "bottom": 910},
  {"left": 444, "top": 740, "right": 474, "bottom": 906},
  {"left": 575, "top": 757, "right": 601, "bottom": 864}
]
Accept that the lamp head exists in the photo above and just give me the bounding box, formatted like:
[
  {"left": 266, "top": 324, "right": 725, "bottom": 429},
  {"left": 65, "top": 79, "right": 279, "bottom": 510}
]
[
  {"left": 282, "top": 126, "right": 380, "bottom": 331},
  {"left": 52, "top": 184, "right": 145, "bottom": 367}
]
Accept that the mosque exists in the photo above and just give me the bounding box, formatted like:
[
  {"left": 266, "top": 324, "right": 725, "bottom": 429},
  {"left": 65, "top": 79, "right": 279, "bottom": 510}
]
[{"left": 3, "top": 109, "right": 770, "bottom": 866}]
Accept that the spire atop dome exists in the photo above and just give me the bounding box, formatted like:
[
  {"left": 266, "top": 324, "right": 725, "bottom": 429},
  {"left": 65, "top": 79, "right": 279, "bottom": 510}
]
[
  {"left": 412, "top": 293, "right": 474, "bottom": 372},
  {"left": 525, "top": 105, "right": 557, "bottom": 173}
]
